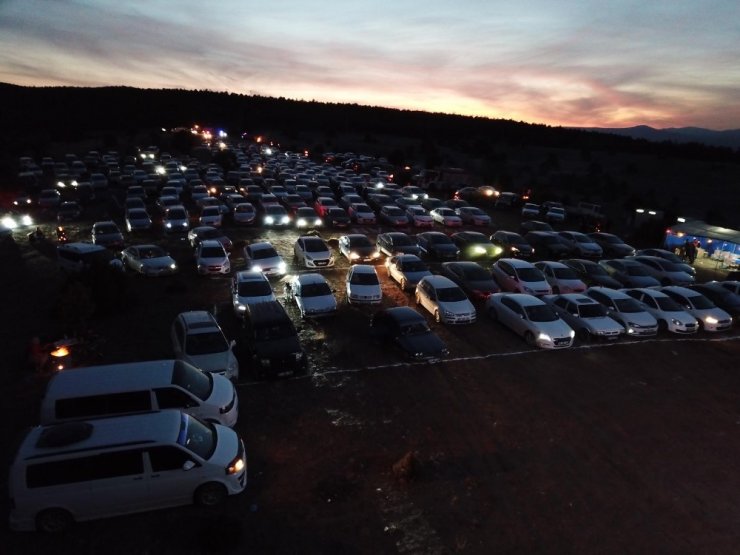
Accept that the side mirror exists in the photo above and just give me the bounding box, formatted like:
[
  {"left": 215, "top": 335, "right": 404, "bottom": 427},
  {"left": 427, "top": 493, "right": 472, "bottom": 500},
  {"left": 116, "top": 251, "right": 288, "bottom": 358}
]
[
  {"left": 183, "top": 460, "right": 196, "bottom": 471},
  {"left": 230, "top": 339, "right": 236, "bottom": 349}
]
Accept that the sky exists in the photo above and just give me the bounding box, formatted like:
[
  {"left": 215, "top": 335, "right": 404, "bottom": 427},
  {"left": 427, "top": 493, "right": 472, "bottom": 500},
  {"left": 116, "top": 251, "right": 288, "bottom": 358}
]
[{"left": 1, "top": 0, "right": 739, "bottom": 129}]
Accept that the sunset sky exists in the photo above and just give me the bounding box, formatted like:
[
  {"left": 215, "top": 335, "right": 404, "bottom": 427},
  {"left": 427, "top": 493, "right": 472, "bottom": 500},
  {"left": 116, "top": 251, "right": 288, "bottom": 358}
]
[{"left": 1, "top": 0, "right": 739, "bottom": 129}]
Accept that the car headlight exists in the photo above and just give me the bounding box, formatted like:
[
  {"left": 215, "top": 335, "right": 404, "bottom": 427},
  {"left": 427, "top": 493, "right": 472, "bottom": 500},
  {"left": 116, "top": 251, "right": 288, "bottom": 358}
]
[
  {"left": 671, "top": 318, "right": 683, "bottom": 326},
  {"left": 350, "top": 252, "right": 360, "bottom": 260},
  {"left": 443, "top": 310, "right": 455, "bottom": 317},
  {"left": 705, "top": 316, "right": 718, "bottom": 324},
  {"left": 265, "top": 216, "right": 274, "bottom": 224},
  {"left": 237, "top": 304, "right": 246, "bottom": 312},
  {"left": 569, "top": 330, "right": 575, "bottom": 338},
  {"left": 1, "top": 216, "right": 17, "bottom": 229},
  {"left": 523, "top": 286, "right": 533, "bottom": 293},
  {"left": 538, "top": 332, "right": 552, "bottom": 342},
  {"left": 21, "top": 215, "right": 33, "bottom": 226},
  {"left": 278, "top": 261, "right": 287, "bottom": 272},
  {"left": 511, "top": 246, "right": 519, "bottom": 253},
  {"left": 372, "top": 251, "right": 380, "bottom": 258},
  {"left": 281, "top": 215, "right": 290, "bottom": 224},
  {"left": 297, "top": 218, "right": 306, "bottom": 227},
  {"left": 252, "top": 265, "right": 262, "bottom": 272},
  {"left": 315, "top": 218, "right": 322, "bottom": 226},
  {"left": 226, "top": 454, "right": 245, "bottom": 475}
]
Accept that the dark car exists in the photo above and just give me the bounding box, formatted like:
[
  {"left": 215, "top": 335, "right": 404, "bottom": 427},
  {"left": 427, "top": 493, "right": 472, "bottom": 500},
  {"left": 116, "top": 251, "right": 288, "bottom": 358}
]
[
  {"left": 370, "top": 307, "right": 449, "bottom": 360},
  {"left": 241, "top": 301, "right": 308, "bottom": 379},
  {"left": 599, "top": 259, "right": 660, "bottom": 288},
  {"left": 690, "top": 283, "right": 740, "bottom": 318},
  {"left": 560, "top": 259, "right": 623, "bottom": 289},
  {"left": 421, "top": 197, "right": 444, "bottom": 211},
  {"left": 376, "top": 232, "right": 421, "bottom": 256},
  {"left": 439, "top": 261, "right": 500, "bottom": 302},
  {"left": 324, "top": 207, "right": 351, "bottom": 228},
  {"left": 366, "top": 193, "right": 394, "bottom": 212},
  {"left": 91, "top": 221, "right": 124, "bottom": 250},
  {"left": 451, "top": 231, "right": 501, "bottom": 261},
  {"left": 338, "top": 234, "right": 381, "bottom": 263},
  {"left": 520, "top": 220, "right": 554, "bottom": 234},
  {"left": 588, "top": 232, "right": 636, "bottom": 258},
  {"left": 635, "top": 248, "right": 696, "bottom": 277},
  {"left": 490, "top": 230, "right": 534, "bottom": 259},
  {"left": 524, "top": 231, "right": 571, "bottom": 259},
  {"left": 416, "top": 232, "right": 459, "bottom": 261},
  {"left": 57, "top": 201, "right": 82, "bottom": 222}
]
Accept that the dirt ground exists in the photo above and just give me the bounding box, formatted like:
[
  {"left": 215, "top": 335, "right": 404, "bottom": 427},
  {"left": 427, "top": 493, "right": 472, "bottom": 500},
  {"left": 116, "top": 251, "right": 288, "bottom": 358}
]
[{"left": 2, "top": 201, "right": 740, "bottom": 554}]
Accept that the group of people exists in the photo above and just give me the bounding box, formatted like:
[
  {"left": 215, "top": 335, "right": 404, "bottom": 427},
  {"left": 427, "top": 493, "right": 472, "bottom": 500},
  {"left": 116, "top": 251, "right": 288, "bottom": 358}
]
[{"left": 680, "top": 239, "right": 700, "bottom": 264}]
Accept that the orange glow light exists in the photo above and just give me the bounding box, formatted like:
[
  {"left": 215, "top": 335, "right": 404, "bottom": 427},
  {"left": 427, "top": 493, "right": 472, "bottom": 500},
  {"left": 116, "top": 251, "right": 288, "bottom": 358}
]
[{"left": 51, "top": 346, "right": 70, "bottom": 358}]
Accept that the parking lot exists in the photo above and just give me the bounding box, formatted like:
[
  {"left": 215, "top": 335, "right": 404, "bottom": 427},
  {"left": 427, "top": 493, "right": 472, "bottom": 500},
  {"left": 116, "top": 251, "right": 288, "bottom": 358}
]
[{"left": 3, "top": 146, "right": 740, "bottom": 553}]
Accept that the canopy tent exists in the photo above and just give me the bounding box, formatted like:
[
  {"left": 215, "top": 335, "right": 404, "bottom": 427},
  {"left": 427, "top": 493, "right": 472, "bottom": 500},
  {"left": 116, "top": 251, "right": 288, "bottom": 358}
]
[{"left": 664, "top": 220, "right": 740, "bottom": 267}]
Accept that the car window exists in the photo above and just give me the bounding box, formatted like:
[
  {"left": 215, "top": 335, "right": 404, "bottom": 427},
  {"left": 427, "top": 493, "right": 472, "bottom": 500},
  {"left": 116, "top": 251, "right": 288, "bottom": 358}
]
[
  {"left": 148, "top": 446, "right": 194, "bottom": 472},
  {"left": 155, "top": 387, "right": 198, "bottom": 409}
]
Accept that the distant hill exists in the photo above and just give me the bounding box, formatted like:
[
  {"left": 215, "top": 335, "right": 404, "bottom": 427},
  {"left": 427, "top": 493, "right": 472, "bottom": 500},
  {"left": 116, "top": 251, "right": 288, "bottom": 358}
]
[{"left": 579, "top": 125, "right": 740, "bottom": 149}]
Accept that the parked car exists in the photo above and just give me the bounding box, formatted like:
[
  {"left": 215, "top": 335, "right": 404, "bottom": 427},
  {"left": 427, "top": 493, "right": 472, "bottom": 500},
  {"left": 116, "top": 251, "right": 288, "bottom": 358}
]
[
  {"left": 196, "top": 240, "right": 230, "bottom": 275},
  {"left": 188, "top": 226, "right": 232, "bottom": 251},
  {"left": 635, "top": 248, "right": 696, "bottom": 277},
  {"left": 370, "top": 307, "right": 449, "bottom": 360},
  {"left": 379, "top": 205, "right": 409, "bottom": 226},
  {"left": 405, "top": 205, "right": 434, "bottom": 228},
  {"left": 534, "top": 261, "right": 587, "bottom": 294},
  {"left": 163, "top": 205, "right": 190, "bottom": 233},
  {"left": 294, "top": 235, "right": 335, "bottom": 268},
  {"left": 233, "top": 202, "right": 257, "bottom": 225},
  {"left": 622, "top": 288, "right": 698, "bottom": 333},
  {"left": 585, "top": 287, "right": 658, "bottom": 337},
  {"left": 171, "top": 310, "right": 239, "bottom": 380},
  {"left": 451, "top": 231, "right": 501, "bottom": 261},
  {"left": 521, "top": 203, "right": 540, "bottom": 219},
  {"left": 243, "top": 241, "right": 286, "bottom": 276},
  {"left": 57, "top": 201, "right": 82, "bottom": 222},
  {"left": 492, "top": 258, "right": 552, "bottom": 296},
  {"left": 324, "top": 206, "right": 351, "bottom": 228},
  {"left": 557, "top": 231, "right": 603, "bottom": 258},
  {"left": 455, "top": 206, "right": 491, "bottom": 226},
  {"left": 720, "top": 281, "right": 740, "bottom": 296},
  {"left": 690, "top": 283, "right": 740, "bottom": 319},
  {"left": 416, "top": 231, "right": 459, "bottom": 261},
  {"left": 628, "top": 255, "right": 695, "bottom": 286},
  {"left": 421, "top": 197, "right": 444, "bottom": 211},
  {"left": 560, "top": 259, "right": 623, "bottom": 289},
  {"left": 377, "top": 232, "right": 421, "bottom": 256},
  {"left": 285, "top": 273, "right": 337, "bottom": 318},
  {"left": 314, "top": 196, "right": 338, "bottom": 217},
  {"left": 121, "top": 244, "right": 178, "bottom": 276},
  {"left": 346, "top": 264, "right": 382, "bottom": 305},
  {"left": 519, "top": 220, "right": 553, "bottom": 234},
  {"left": 544, "top": 206, "right": 566, "bottom": 223},
  {"left": 429, "top": 207, "right": 463, "bottom": 227},
  {"left": 588, "top": 232, "right": 635, "bottom": 258},
  {"left": 490, "top": 230, "right": 534, "bottom": 259},
  {"left": 338, "top": 234, "right": 381, "bottom": 263},
  {"left": 125, "top": 208, "right": 152, "bottom": 232},
  {"left": 386, "top": 254, "right": 432, "bottom": 291},
  {"left": 599, "top": 259, "right": 661, "bottom": 288},
  {"left": 486, "top": 293, "right": 575, "bottom": 349},
  {"left": 524, "top": 231, "right": 571, "bottom": 259},
  {"left": 294, "top": 206, "right": 323, "bottom": 229},
  {"left": 660, "top": 286, "right": 733, "bottom": 332},
  {"left": 199, "top": 205, "right": 223, "bottom": 227},
  {"left": 91, "top": 221, "right": 124, "bottom": 250},
  {"left": 543, "top": 293, "right": 623, "bottom": 341},
  {"left": 231, "top": 270, "right": 276, "bottom": 316},
  {"left": 415, "top": 275, "right": 476, "bottom": 324},
  {"left": 439, "top": 261, "right": 499, "bottom": 302},
  {"left": 262, "top": 204, "right": 291, "bottom": 227},
  {"left": 348, "top": 203, "right": 376, "bottom": 224}
]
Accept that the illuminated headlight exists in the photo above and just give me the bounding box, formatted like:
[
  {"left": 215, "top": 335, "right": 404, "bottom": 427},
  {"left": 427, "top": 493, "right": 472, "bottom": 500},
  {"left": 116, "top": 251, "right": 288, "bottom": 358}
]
[
  {"left": 1, "top": 216, "right": 17, "bottom": 229},
  {"left": 493, "top": 246, "right": 503, "bottom": 256},
  {"left": 671, "top": 318, "right": 683, "bottom": 326},
  {"left": 265, "top": 216, "right": 274, "bottom": 224},
  {"left": 511, "top": 246, "right": 519, "bottom": 253},
  {"left": 372, "top": 251, "right": 381, "bottom": 259},
  {"left": 21, "top": 215, "right": 33, "bottom": 225},
  {"left": 473, "top": 246, "right": 486, "bottom": 255},
  {"left": 226, "top": 455, "right": 245, "bottom": 475},
  {"left": 252, "top": 265, "right": 262, "bottom": 272},
  {"left": 277, "top": 261, "right": 287, "bottom": 272},
  {"left": 705, "top": 316, "right": 718, "bottom": 325},
  {"left": 237, "top": 304, "right": 246, "bottom": 312},
  {"left": 297, "top": 218, "right": 307, "bottom": 227},
  {"left": 155, "top": 165, "right": 166, "bottom": 175},
  {"left": 165, "top": 222, "right": 172, "bottom": 228},
  {"left": 181, "top": 222, "right": 188, "bottom": 227},
  {"left": 315, "top": 218, "right": 322, "bottom": 226},
  {"left": 538, "top": 332, "right": 552, "bottom": 342},
  {"left": 281, "top": 215, "right": 290, "bottom": 224},
  {"left": 140, "top": 154, "right": 147, "bottom": 159},
  {"left": 569, "top": 330, "right": 576, "bottom": 338},
  {"left": 350, "top": 252, "right": 360, "bottom": 260},
  {"left": 179, "top": 165, "right": 187, "bottom": 172},
  {"left": 170, "top": 263, "right": 177, "bottom": 270}
]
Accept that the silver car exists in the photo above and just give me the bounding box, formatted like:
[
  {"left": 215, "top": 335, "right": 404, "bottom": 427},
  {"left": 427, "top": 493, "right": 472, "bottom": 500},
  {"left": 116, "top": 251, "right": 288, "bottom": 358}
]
[
  {"left": 585, "top": 287, "right": 658, "bottom": 337},
  {"left": 121, "top": 244, "right": 178, "bottom": 276},
  {"left": 415, "top": 275, "right": 476, "bottom": 324},
  {"left": 622, "top": 288, "right": 698, "bottom": 334},
  {"left": 534, "top": 261, "right": 587, "bottom": 294},
  {"left": 660, "top": 286, "right": 733, "bottom": 332},
  {"left": 487, "top": 293, "right": 575, "bottom": 349},
  {"left": 544, "top": 293, "right": 623, "bottom": 341},
  {"left": 285, "top": 273, "right": 337, "bottom": 318},
  {"left": 386, "top": 254, "right": 432, "bottom": 291}
]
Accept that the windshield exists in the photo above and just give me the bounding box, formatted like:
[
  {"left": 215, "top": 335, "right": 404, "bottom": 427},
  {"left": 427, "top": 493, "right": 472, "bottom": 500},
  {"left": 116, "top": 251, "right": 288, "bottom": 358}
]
[
  {"left": 578, "top": 303, "right": 607, "bottom": 318},
  {"left": 255, "top": 322, "right": 296, "bottom": 342},
  {"left": 625, "top": 265, "right": 649, "bottom": 276},
  {"left": 252, "top": 246, "right": 278, "bottom": 259},
  {"left": 350, "top": 236, "right": 373, "bottom": 247},
  {"left": 304, "top": 238, "right": 328, "bottom": 252},
  {"left": 236, "top": 204, "right": 254, "bottom": 213},
  {"left": 384, "top": 207, "right": 403, "bottom": 215},
  {"left": 517, "top": 268, "right": 545, "bottom": 282},
  {"left": 689, "top": 294, "right": 715, "bottom": 309},
  {"left": 178, "top": 414, "right": 216, "bottom": 460},
  {"left": 656, "top": 296, "right": 683, "bottom": 311},
  {"left": 350, "top": 272, "right": 379, "bottom": 285},
  {"left": 171, "top": 361, "right": 212, "bottom": 401},
  {"left": 168, "top": 209, "right": 186, "bottom": 219},
  {"left": 390, "top": 234, "right": 412, "bottom": 246},
  {"left": 238, "top": 280, "right": 272, "bottom": 297},
  {"left": 462, "top": 266, "right": 491, "bottom": 280},
  {"left": 429, "top": 234, "right": 453, "bottom": 245},
  {"left": 602, "top": 235, "right": 622, "bottom": 244},
  {"left": 401, "top": 321, "right": 431, "bottom": 335},
  {"left": 525, "top": 305, "right": 558, "bottom": 322},
  {"left": 302, "top": 282, "right": 332, "bottom": 297},
  {"left": 328, "top": 208, "right": 347, "bottom": 217},
  {"left": 553, "top": 267, "right": 579, "bottom": 280},
  {"left": 185, "top": 331, "right": 228, "bottom": 355},
  {"left": 541, "top": 235, "right": 562, "bottom": 245},
  {"left": 139, "top": 246, "right": 167, "bottom": 259},
  {"left": 96, "top": 224, "right": 118, "bottom": 234},
  {"left": 202, "top": 207, "right": 219, "bottom": 215},
  {"left": 436, "top": 286, "right": 467, "bottom": 302},
  {"left": 129, "top": 209, "right": 148, "bottom": 218},
  {"left": 658, "top": 261, "right": 683, "bottom": 272},
  {"left": 355, "top": 204, "right": 371, "bottom": 213},
  {"left": 614, "top": 298, "right": 643, "bottom": 313},
  {"left": 201, "top": 247, "right": 225, "bottom": 258},
  {"left": 201, "top": 229, "right": 221, "bottom": 239}
]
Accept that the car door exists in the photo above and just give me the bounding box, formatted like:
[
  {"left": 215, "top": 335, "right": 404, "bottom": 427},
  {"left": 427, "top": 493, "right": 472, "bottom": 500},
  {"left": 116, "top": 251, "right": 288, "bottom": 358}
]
[
  {"left": 497, "top": 261, "right": 517, "bottom": 292},
  {"left": 88, "top": 449, "right": 150, "bottom": 514},
  {"left": 171, "top": 319, "right": 185, "bottom": 359},
  {"left": 145, "top": 446, "right": 206, "bottom": 506},
  {"left": 499, "top": 296, "right": 525, "bottom": 334},
  {"left": 389, "top": 256, "right": 401, "bottom": 283},
  {"left": 418, "top": 281, "right": 435, "bottom": 314}
]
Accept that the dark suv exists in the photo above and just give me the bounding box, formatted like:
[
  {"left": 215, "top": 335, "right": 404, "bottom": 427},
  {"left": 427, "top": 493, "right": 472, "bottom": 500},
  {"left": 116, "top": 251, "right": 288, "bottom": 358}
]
[{"left": 241, "top": 301, "right": 307, "bottom": 379}]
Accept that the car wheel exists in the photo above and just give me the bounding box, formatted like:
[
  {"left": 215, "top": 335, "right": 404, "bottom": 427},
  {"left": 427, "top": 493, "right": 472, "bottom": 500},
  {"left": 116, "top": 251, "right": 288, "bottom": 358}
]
[
  {"left": 434, "top": 310, "right": 442, "bottom": 323},
  {"left": 577, "top": 328, "right": 590, "bottom": 342},
  {"left": 524, "top": 331, "right": 536, "bottom": 347},
  {"left": 36, "top": 508, "right": 73, "bottom": 534},
  {"left": 400, "top": 277, "right": 407, "bottom": 290},
  {"left": 194, "top": 482, "right": 227, "bottom": 506}
]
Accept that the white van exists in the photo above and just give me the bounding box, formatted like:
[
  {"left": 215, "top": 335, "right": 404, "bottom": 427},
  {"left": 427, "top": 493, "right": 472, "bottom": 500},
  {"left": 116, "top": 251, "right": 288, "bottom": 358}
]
[
  {"left": 9, "top": 410, "right": 247, "bottom": 532},
  {"left": 39, "top": 360, "right": 238, "bottom": 427}
]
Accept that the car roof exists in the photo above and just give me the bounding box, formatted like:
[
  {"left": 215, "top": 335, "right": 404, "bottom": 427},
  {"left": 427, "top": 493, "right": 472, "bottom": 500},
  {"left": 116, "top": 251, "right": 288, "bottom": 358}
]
[
  {"left": 249, "top": 241, "right": 274, "bottom": 250},
  {"left": 296, "top": 272, "right": 329, "bottom": 285},
  {"left": 199, "top": 239, "right": 224, "bottom": 249},
  {"left": 453, "top": 231, "right": 489, "bottom": 241},
  {"left": 235, "top": 270, "right": 268, "bottom": 282},
  {"left": 535, "top": 260, "right": 568, "bottom": 269},
  {"left": 382, "top": 306, "right": 425, "bottom": 323},
  {"left": 349, "top": 264, "right": 377, "bottom": 274},
  {"left": 420, "top": 275, "right": 458, "bottom": 288},
  {"left": 44, "top": 360, "right": 180, "bottom": 397},
  {"left": 662, "top": 285, "right": 700, "bottom": 296},
  {"left": 553, "top": 293, "right": 598, "bottom": 304},
  {"left": 588, "top": 287, "right": 631, "bottom": 299},
  {"left": 499, "top": 258, "right": 536, "bottom": 268},
  {"left": 626, "top": 287, "right": 669, "bottom": 298},
  {"left": 499, "top": 293, "right": 545, "bottom": 306},
  {"left": 178, "top": 310, "right": 219, "bottom": 330}
]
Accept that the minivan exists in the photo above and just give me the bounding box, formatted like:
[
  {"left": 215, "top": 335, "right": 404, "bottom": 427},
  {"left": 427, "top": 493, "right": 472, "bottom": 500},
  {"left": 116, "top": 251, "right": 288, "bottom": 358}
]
[
  {"left": 57, "top": 242, "right": 113, "bottom": 273},
  {"left": 9, "top": 410, "right": 247, "bottom": 532},
  {"left": 39, "top": 360, "right": 238, "bottom": 427}
]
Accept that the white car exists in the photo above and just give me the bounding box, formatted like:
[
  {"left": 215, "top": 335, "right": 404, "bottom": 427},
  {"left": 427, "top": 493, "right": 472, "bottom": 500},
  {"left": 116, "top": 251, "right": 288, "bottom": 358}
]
[
  {"left": 622, "top": 288, "right": 698, "bottom": 334},
  {"left": 415, "top": 275, "right": 476, "bottom": 324},
  {"left": 585, "top": 287, "right": 658, "bottom": 337},
  {"left": 405, "top": 205, "right": 434, "bottom": 228},
  {"left": 125, "top": 208, "right": 152, "bottom": 232},
  {"left": 121, "top": 244, "right": 178, "bottom": 276},
  {"left": 163, "top": 205, "right": 190, "bottom": 233},
  {"left": 544, "top": 293, "right": 623, "bottom": 341},
  {"left": 346, "top": 264, "right": 382, "bottom": 305},
  {"left": 171, "top": 311, "right": 239, "bottom": 380},
  {"left": 429, "top": 207, "right": 463, "bottom": 227},
  {"left": 285, "top": 273, "right": 338, "bottom": 318},
  {"left": 231, "top": 270, "right": 276, "bottom": 316},
  {"left": 534, "top": 261, "right": 587, "bottom": 294},
  {"left": 455, "top": 206, "right": 491, "bottom": 226},
  {"left": 486, "top": 293, "right": 575, "bottom": 349},
  {"left": 294, "top": 235, "right": 335, "bottom": 268},
  {"left": 338, "top": 234, "right": 380, "bottom": 263},
  {"left": 660, "top": 286, "right": 733, "bottom": 332},
  {"left": 199, "top": 205, "right": 223, "bottom": 227},
  {"left": 196, "top": 240, "right": 230, "bottom": 275},
  {"left": 243, "top": 241, "right": 286, "bottom": 276},
  {"left": 386, "top": 254, "right": 432, "bottom": 291},
  {"left": 492, "top": 258, "right": 552, "bottom": 296}
]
